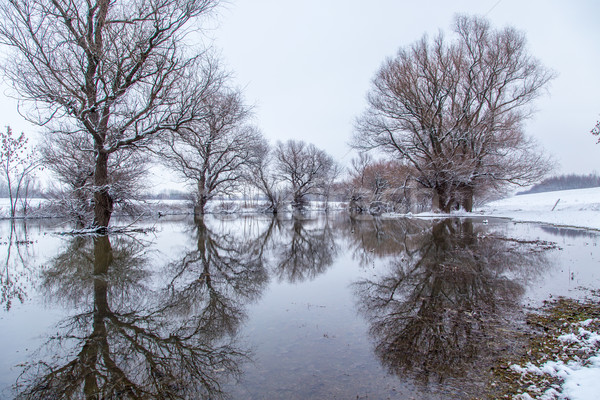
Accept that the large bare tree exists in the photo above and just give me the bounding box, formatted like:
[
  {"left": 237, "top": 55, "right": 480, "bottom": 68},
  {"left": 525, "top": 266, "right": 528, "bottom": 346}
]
[
  {"left": 156, "top": 88, "right": 264, "bottom": 214},
  {"left": 0, "top": 0, "right": 221, "bottom": 230},
  {"left": 274, "top": 140, "right": 335, "bottom": 210},
  {"left": 353, "top": 15, "right": 554, "bottom": 212}
]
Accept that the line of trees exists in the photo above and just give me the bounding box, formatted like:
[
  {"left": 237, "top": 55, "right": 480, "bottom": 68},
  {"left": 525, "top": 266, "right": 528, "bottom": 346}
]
[
  {"left": 517, "top": 173, "right": 600, "bottom": 195},
  {"left": 0, "top": 9, "right": 572, "bottom": 226},
  {"left": 151, "top": 91, "right": 339, "bottom": 215},
  {"left": 0, "top": 0, "right": 341, "bottom": 226}
]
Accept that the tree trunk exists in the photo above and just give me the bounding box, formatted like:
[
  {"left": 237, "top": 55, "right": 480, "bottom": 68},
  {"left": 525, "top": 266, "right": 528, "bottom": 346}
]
[
  {"left": 432, "top": 190, "right": 440, "bottom": 211},
  {"left": 458, "top": 183, "right": 474, "bottom": 212},
  {"left": 195, "top": 194, "right": 208, "bottom": 215},
  {"left": 93, "top": 152, "right": 113, "bottom": 231},
  {"left": 266, "top": 194, "right": 279, "bottom": 214},
  {"left": 433, "top": 186, "right": 454, "bottom": 213},
  {"left": 292, "top": 192, "right": 305, "bottom": 211},
  {"left": 194, "top": 179, "right": 208, "bottom": 215}
]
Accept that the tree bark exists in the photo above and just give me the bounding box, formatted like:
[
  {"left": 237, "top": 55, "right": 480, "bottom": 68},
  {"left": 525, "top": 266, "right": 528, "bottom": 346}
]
[
  {"left": 195, "top": 195, "right": 208, "bottom": 215},
  {"left": 93, "top": 152, "right": 114, "bottom": 231},
  {"left": 432, "top": 190, "right": 440, "bottom": 212},
  {"left": 193, "top": 178, "right": 209, "bottom": 215},
  {"left": 459, "top": 184, "right": 474, "bottom": 212},
  {"left": 433, "top": 186, "right": 454, "bottom": 213},
  {"left": 292, "top": 192, "right": 306, "bottom": 211}
]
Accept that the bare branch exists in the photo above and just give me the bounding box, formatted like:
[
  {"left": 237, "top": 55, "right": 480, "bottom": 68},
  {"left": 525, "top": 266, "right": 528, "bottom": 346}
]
[{"left": 353, "top": 15, "right": 555, "bottom": 212}]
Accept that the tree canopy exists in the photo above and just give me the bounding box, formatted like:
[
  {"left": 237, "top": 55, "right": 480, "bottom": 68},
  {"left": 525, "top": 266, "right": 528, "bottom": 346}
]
[
  {"left": 353, "top": 15, "right": 554, "bottom": 212},
  {"left": 0, "top": 0, "right": 221, "bottom": 229}
]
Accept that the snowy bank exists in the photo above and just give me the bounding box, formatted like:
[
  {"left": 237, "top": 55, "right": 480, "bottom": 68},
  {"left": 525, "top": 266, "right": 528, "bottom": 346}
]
[
  {"left": 2, "top": 188, "right": 598, "bottom": 231},
  {"left": 475, "top": 187, "right": 600, "bottom": 231},
  {"left": 510, "top": 314, "right": 600, "bottom": 400}
]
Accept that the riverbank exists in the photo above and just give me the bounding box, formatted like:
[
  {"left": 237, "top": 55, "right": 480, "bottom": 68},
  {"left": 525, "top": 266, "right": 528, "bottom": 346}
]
[
  {"left": 475, "top": 187, "right": 600, "bottom": 231},
  {"left": 397, "top": 187, "right": 600, "bottom": 232},
  {"left": 491, "top": 295, "right": 600, "bottom": 400},
  {"left": 2, "top": 187, "right": 599, "bottom": 232}
]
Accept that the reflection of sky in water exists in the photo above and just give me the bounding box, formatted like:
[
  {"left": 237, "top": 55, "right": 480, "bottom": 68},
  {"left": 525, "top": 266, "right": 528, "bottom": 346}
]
[
  {"left": 482, "top": 219, "right": 600, "bottom": 306},
  {"left": 0, "top": 215, "right": 598, "bottom": 399}
]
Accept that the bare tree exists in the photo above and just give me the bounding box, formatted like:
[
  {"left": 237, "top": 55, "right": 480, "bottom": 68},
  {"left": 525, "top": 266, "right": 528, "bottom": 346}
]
[
  {"left": 156, "top": 88, "right": 264, "bottom": 214},
  {"left": 592, "top": 119, "right": 600, "bottom": 144},
  {"left": 247, "top": 140, "right": 286, "bottom": 214},
  {"left": 321, "top": 162, "right": 343, "bottom": 212},
  {"left": 350, "top": 153, "right": 374, "bottom": 189},
  {"left": 353, "top": 15, "right": 554, "bottom": 212},
  {"left": 274, "top": 140, "right": 336, "bottom": 211},
  {"left": 346, "top": 153, "right": 373, "bottom": 213},
  {"left": 0, "top": 0, "right": 221, "bottom": 231},
  {"left": 40, "top": 131, "right": 147, "bottom": 225},
  {"left": 357, "top": 160, "right": 409, "bottom": 201},
  {"left": 346, "top": 153, "right": 421, "bottom": 214},
  {"left": 0, "top": 127, "right": 39, "bottom": 218}
]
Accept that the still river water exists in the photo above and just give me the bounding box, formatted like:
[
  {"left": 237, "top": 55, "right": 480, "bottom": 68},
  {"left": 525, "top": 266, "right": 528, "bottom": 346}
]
[{"left": 0, "top": 213, "right": 599, "bottom": 399}]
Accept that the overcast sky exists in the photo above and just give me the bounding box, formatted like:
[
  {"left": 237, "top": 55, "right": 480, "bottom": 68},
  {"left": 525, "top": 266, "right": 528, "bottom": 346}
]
[
  {"left": 210, "top": 0, "right": 599, "bottom": 175},
  {"left": 1, "top": 0, "right": 598, "bottom": 187}
]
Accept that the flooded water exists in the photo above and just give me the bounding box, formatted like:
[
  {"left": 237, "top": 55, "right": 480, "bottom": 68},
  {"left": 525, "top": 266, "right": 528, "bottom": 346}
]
[{"left": 0, "top": 214, "right": 598, "bottom": 399}]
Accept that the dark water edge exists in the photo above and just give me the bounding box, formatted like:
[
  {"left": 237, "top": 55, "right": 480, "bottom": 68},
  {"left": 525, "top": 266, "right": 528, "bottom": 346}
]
[{"left": 0, "top": 214, "right": 598, "bottom": 399}]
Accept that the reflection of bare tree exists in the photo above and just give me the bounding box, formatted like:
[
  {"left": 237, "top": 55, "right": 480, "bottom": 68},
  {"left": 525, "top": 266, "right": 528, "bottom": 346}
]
[
  {"left": 1, "top": 221, "right": 35, "bottom": 311},
  {"left": 41, "top": 235, "right": 149, "bottom": 307},
  {"left": 16, "top": 234, "right": 249, "bottom": 399},
  {"left": 354, "top": 219, "right": 548, "bottom": 390},
  {"left": 272, "top": 218, "right": 338, "bottom": 283},
  {"left": 164, "top": 216, "right": 270, "bottom": 336},
  {"left": 344, "top": 216, "right": 430, "bottom": 267}
]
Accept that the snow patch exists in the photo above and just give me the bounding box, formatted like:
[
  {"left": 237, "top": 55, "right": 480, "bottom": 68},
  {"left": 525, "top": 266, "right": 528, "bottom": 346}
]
[
  {"left": 476, "top": 187, "right": 600, "bottom": 231},
  {"left": 510, "top": 321, "right": 600, "bottom": 400}
]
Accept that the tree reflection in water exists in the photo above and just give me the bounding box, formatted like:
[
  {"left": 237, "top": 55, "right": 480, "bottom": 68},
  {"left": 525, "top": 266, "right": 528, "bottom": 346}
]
[
  {"left": 163, "top": 215, "right": 270, "bottom": 336},
  {"left": 272, "top": 217, "right": 338, "bottom": 283},
  {"left": 1, "top": 222, "right": 36, "bottom": 311},
  {"left": 15, "top": 226, "right": 257, "bottom": 399},
  {"left": 345, "top": 216, "right": 431, "bottom": 268},
  {"left": 354, "top": 219, "right": 549, "bottom": 392}
]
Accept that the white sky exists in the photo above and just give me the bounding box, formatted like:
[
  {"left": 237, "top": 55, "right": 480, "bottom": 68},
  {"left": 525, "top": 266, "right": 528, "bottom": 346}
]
[
  {"left": 1, "top": 0, "right": 598, "bottom": 189},
  {"left": 210, "top": 0, "right": 600, "bottom": 174}
]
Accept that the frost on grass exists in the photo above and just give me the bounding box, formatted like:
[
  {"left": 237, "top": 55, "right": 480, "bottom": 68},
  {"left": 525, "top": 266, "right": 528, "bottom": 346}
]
[{"left": 491, "top": 295, "right": 600, "bottom": 399}]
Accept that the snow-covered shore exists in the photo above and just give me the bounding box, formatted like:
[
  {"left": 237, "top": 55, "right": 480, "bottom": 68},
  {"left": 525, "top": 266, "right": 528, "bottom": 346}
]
[
  {"left": 2, "top": 187, "right": 599, "bottom": 231},
  {"left": 478, "top": 188, "right": 600, "bottom": 399},
  {"left": 475, "top": 187, "right": 600, "bottom": 231},
  {"left": 389, "top": 187, "right": 600, "bottom": 231},
  {"left": 509, "top": 308, "right": 600, "bottom": 400}
]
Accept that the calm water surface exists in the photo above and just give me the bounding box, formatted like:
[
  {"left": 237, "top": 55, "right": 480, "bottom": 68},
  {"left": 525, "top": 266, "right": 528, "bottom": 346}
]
[{"left": 0, "top": 214, "right": 598, "bottom": 399}]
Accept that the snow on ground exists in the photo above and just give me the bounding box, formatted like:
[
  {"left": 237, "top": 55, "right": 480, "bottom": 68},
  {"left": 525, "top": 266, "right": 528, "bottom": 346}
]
[
  {"left": 511, "top": 318, "right": 600, "bottom": 400},
  {"left": 475, "top": 187, "right": 600, "bottom": 231},
  {"left": 1, "top": 188, "right": 599, "bottom": 231}
]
